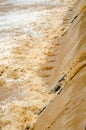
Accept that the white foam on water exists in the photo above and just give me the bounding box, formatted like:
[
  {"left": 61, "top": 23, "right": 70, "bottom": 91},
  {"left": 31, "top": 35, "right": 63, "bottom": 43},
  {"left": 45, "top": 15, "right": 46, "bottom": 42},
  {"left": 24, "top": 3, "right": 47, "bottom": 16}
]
[{"left": 8, "top": 0, "right": 62, "bottom": 6}]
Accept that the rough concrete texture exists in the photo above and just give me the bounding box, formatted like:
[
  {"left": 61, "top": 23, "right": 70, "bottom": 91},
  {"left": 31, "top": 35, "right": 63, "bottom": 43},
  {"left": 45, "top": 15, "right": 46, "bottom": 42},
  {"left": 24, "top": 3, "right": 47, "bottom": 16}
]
[{"left": 31, "top": 0, "right": 86, "bottom": 130}]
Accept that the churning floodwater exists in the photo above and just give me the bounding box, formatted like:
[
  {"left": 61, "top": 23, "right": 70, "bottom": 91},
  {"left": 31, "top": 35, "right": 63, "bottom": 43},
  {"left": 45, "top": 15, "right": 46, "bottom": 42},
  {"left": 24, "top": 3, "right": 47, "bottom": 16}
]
[{"left": 1, "top": 0, "right": 85, "bottom": 130}]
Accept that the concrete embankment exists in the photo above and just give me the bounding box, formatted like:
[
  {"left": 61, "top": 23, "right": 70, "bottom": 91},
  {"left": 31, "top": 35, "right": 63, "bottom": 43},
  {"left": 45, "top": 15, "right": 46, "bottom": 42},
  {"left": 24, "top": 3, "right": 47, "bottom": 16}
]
[{"left": 31, "top": 0, "right": 86, "bottom": 130}]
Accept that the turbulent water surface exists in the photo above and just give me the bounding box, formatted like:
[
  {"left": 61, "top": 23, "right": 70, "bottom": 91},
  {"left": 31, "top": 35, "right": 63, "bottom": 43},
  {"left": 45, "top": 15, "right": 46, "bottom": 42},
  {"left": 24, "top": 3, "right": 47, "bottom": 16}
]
[{"left": 0, "top": 0, "right": 85, "bottom": 130}]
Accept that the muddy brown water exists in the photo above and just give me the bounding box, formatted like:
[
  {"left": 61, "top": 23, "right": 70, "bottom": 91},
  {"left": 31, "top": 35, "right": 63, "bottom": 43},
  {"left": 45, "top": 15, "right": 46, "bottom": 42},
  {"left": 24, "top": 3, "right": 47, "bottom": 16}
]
[{"left": 0, "top": 0, "right": 85, "bottom": 130}]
